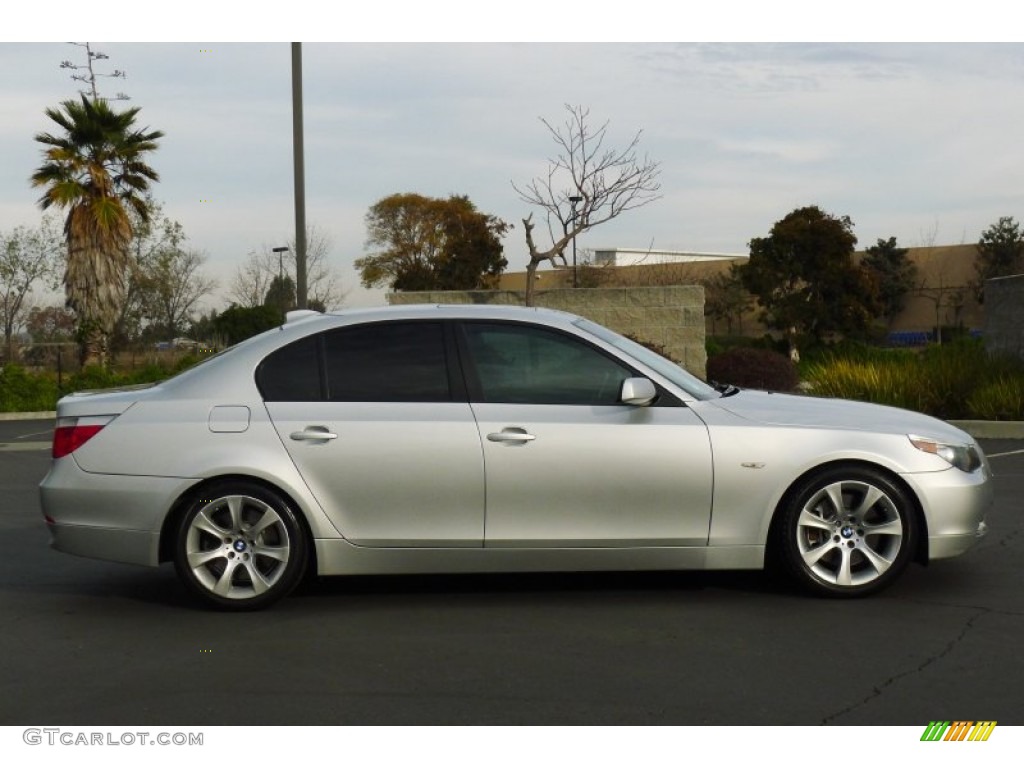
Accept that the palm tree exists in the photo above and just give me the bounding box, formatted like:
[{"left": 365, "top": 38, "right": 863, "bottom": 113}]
[{"left": 31, "top": 96, "right": 163, "bottom": 367}]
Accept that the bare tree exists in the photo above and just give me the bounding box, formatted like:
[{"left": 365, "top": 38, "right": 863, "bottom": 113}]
[
  {"left": 111, "top": 202, "right": 217, "bottom": 348},
  {"left": 513, "top": 105, "right": 661, "bottom": 305},
  {"left": 60, "top": 42, "right": 130, "bottom": 102},
  {"left": 0, "top": 216, "right": 62, "bottom": 361},
  {"left": 915, "top": 266, "right": 966, "bottom": 346},
  {"left": 228, "top": 250, "right": 277, "bottom": 309},
  {"left": 114, "top": 202, "right": 183, "bottom": 346},
  {"left": 138, "top": 248, "right": 218, "bottom": 338},
  {"left": 229, "top": 225, "right": 347, "bottom": 310},
  {"left": 912, "top": 223, "right": 972, "bottom": 344},
  {"left": 301, "top": 226, "right": 348, "bottom": 309}
]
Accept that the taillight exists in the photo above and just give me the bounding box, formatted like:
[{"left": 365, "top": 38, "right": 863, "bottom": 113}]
[{"left": 52, "top": 416, "right": 112, "bottom": 459}]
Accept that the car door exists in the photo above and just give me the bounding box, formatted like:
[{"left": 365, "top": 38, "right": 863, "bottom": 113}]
[
  {"left": 458, "top": 321, "right": 713, "bottom": 548},
  {"left": 260, "top": 321, "right": 485, "bottom": 547}
]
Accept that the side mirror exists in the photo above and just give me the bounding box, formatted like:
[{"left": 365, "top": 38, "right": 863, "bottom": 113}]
[{"left": 620, "top": 377, "right": 657, "bottom": 406}]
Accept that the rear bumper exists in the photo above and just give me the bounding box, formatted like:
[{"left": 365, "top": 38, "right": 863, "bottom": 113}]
[
  {"left": 47, "top": 521, "right": 160, "bottom": 567},
  {"left": 39, "top": 456, "right": 197, "bottom": 567}
]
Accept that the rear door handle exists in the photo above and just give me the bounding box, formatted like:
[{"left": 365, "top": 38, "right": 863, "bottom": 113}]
[
  {"left": 289, "top": 427, "right": 338, "bottom": 441},
  {"left": 487, "top": 428, "right": 536, "bottom": 443}
]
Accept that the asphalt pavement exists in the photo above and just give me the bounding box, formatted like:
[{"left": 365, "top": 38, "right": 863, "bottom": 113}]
[{"left": 1, "top": 419, "right": 1022, "bottom": 725}]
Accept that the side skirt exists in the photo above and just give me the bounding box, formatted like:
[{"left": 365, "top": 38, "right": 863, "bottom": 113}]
[{"left": 314, "top": 540, "right": 765, "bottom": 576}]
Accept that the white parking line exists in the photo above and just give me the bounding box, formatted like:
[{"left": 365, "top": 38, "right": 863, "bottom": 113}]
[
  {"left": 986, "top": 449, "right": 1024, "bottom": 459},
  {"left": 14, "top": 429, "right": 52, "bottom": 440}
]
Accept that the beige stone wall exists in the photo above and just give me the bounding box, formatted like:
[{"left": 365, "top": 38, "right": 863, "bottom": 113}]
[
  {"left": 387, "top": 286, "right": 707, "bottom": 378},
  {"left": 496, "top": 244, "right": 986, "bottom": 336}
]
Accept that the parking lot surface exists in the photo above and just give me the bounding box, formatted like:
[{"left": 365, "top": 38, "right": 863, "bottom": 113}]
[{"left": 1, "top": 419, "right": 1022, "bottom": 725}]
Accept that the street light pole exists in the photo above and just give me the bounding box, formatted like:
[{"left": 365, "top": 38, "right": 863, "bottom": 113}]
[
  {"left": 272, "top": 246, "right": 289, "bottom": 283},
  {"left": 291, "top": 43, "right": 307, "bottom": 309},
  {"left": 569, "top": 195, "right": 583, "bottom": 288}
]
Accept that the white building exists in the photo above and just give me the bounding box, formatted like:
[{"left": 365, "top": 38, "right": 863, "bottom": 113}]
[{"left": 591, "top": 248, "right": 745, "bottom": 268}]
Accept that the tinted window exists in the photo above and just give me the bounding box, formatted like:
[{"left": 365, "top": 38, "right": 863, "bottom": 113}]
[
  {"left": 462, "top": 323, "right": 632, "bottom": 405},
  {"left": 324, "top": 322, "right": 450, "bottom": 402},
  {"left": 257, "top": 335, "right": 322, "bottom": 402}
]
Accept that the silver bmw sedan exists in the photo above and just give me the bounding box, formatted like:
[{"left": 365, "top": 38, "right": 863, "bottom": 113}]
[{"left": 40, "top": 305, "right": 992, "bottom": 610}]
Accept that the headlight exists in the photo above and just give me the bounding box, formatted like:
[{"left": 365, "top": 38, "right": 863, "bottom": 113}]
[{"left": 909, "top": 435, "right": 982, "bottom": 472}]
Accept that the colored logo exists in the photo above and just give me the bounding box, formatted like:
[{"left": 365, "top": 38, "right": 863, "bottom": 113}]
[{"left": 920, "top": 721, "right": 996, "bottom": 741}]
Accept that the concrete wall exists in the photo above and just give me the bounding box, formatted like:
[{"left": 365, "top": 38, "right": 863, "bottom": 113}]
[
  {"left": 984, "top": 274, "right": 1024, "bottom": 360},
  {"left": 388, "top": 286, "right": 707, "bottom": 378}
]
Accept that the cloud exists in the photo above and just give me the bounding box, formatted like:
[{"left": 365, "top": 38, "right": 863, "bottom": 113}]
[{"left": 5, "top": 41, "right": 1024, "bottom": 311}]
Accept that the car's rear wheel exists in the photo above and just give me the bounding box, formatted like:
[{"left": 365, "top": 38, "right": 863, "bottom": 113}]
[
  {"left": 775, "top": 466, "right": 917, "bottom": 597},
  {"left": 174, "top": 482, "right": 307, "bottom": 610}
]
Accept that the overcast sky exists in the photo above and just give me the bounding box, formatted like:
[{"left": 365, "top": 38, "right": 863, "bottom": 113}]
[{"left": 5, "top": 9, "right": 1024, "bottom": 309}]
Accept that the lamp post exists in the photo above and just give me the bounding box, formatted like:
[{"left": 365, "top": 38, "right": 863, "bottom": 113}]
[
  {"left": 569, "top": 195, "right": 583, "bottom": 288},
  {"left": 272, "top": 246, "right": 289, "bottom": 282},
  {"left": 291, "top": 43, "right": 307, "bottom": 309}
]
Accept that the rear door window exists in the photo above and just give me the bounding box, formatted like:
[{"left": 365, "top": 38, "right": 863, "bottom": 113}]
[{"left": 323, "top": 322, "right": 450, "bottom": 402}]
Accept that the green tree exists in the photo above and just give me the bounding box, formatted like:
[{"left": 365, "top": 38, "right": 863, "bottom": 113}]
[
  {"left": 263, "top": 275, "right": 297, "bottom": 314},
  {"left": 212, "top": 304, "right": 283, "bottom": 347},
  {"left": 975, "top": 216, "right": 1024, "bottom": 302},
  {"left": 356, "top": 193, "right": 509, "bottom": 291},
  {"left": 862, "top": 236, "right": 916, "bottom": 325},
  {"left": 740, "top": 206, "right": 879, "bottom": 359},
  {"left": 31, "top": 95, "right": 163, "bottom": 366}
]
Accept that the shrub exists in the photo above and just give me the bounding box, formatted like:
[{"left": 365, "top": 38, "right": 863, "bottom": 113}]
[
  {"left": 61, "top": 363, "right": 179, "bottom": 397},
  {"left": 65, "top": 365, "right": 122, "bottom": 393},
  {"left": 967, "top": 377, "right": 1024, "bottom": 421},
  {"left": 0, "top": 364, "right": 59, "bottom": 412},
  {"left": 802, "top": 340, "right": 914, "bottom": 368},
  {"left": 805, "top": 339, "right": 1024, "bottom": 419},
  {"left": 914, "top": 340, "right": 987, "bottom": 418},
  {"left": 707, "top": 347, "right": 799, "bottom": 391},
  {"left": 804, "top": 355, "right": 927, "bottom": 411},
  {"left": 2, "top": 357, "right": 194, "bottom": 413}
]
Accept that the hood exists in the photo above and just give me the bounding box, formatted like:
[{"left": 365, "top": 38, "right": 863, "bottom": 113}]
[{"left": 710, "top": 389, "right": 973, "bottom": 443}]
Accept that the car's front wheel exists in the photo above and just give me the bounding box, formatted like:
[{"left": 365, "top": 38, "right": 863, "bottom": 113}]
[
  {"left": 174, "top": 482, "right": 308, "bottom": 610},
  {"left": 775, "top": 466, "right": 918, "bottom": 597}
]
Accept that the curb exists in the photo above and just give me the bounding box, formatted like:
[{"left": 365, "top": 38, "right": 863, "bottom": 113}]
[
  {"left": 0, "top": 412, "right": 56, "bottom": 422},
  {"left": 948, "top": 420, "right": 1024, "bottom": 439}
]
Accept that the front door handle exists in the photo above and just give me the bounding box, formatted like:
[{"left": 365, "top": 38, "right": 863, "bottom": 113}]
[
  {"left": 289, "top": 426, "right": 338, "bottom": 441},
  {"left": 487, "top": 428, "right": 536, "bottom": 443}
]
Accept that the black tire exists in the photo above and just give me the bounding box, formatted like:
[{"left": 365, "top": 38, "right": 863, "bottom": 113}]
[
  {"left": 774, "top": 465, "right": 917, "bottom": 597},
  {"left": 174, "top": 481, "right": 308, "bottom": 610}
]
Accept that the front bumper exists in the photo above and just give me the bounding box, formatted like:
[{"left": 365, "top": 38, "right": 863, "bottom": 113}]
[{"left": 902, "top": 465, "right": 993, "bottom": 562}]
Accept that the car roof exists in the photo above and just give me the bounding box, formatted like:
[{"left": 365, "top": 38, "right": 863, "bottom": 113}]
[
  {"left": 162, "top": 303, "right": 586, "bottom": 397},
  {"left": 309, "top": 303, "right": 580, "bottom": 325}
]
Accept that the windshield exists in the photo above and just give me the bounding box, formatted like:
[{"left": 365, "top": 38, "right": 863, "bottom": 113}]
[{"left": 574, "top": 318, "right": 718, "bottom": 400}]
